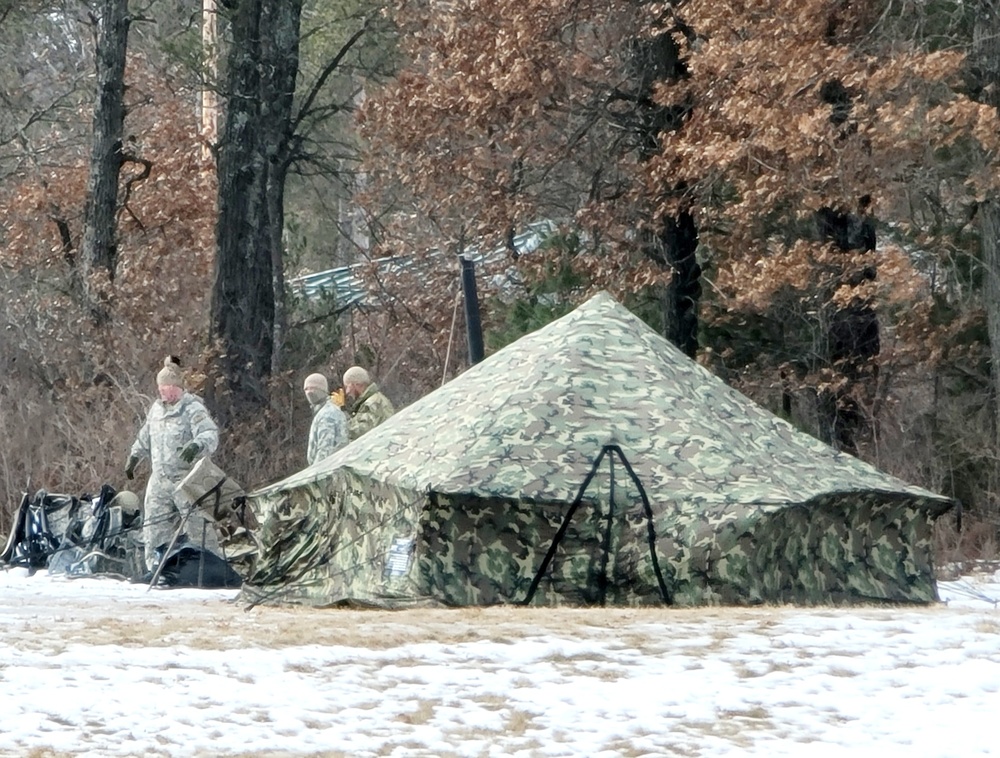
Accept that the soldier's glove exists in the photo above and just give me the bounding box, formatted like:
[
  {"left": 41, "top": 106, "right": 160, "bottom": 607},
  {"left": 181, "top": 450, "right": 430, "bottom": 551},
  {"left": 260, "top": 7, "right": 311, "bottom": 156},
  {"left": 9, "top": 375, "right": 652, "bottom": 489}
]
[
  {"left": 331, "top": 388, "right": 346, "bottom": 407},
  {"left": 180, "top": 443, "right": 200, "bottom": 464},
  {"left": 125, "top": 455, "right": 139, "bottom": 480}
]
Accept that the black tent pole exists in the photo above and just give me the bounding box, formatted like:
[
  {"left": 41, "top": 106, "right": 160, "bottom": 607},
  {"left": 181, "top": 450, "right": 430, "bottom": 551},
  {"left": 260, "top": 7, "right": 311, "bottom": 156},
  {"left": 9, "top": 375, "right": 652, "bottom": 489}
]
[
  {"left": 460, "top": 256, "right": 485, "bottom": 364},
  {"left": 522, "top": 445, "right": 673, "bottom": 606},
  {"left": 522, "top": 447, "right": 611, "bottom": 605},
  {"left": 610, "top": 447, "right": 673, "bottom": 605}
]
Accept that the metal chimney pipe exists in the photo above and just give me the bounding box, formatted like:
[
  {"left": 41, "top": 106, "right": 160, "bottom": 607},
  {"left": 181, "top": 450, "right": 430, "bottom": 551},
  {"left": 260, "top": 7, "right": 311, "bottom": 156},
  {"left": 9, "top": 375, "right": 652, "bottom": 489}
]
[{"left": 460, "top": 256, "right": 485, "bottom": 364}]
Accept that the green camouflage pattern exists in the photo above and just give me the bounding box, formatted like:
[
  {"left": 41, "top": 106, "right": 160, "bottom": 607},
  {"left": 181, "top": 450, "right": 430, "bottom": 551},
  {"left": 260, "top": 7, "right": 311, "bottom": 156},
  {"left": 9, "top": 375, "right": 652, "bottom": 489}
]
[
  {"left": 241, "top": 292, "right": 952, "bottom": 608},
  {"left": 346, "top": 383, "right": 395, "bottom": 441}
]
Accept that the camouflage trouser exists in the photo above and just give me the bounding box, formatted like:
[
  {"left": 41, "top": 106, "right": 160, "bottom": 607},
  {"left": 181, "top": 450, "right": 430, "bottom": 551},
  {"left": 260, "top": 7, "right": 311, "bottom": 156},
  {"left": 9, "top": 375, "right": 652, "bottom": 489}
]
[{"left": 142, "top": 475, "right": 222, "bottom": 571}]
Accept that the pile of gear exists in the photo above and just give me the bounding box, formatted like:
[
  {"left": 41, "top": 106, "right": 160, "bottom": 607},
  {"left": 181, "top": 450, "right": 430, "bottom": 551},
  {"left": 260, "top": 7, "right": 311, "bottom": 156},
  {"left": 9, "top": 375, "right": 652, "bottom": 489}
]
[
  {"left": 0, "top": 484, "right": 146, "bottom": 579},
  {"left": 0, "top": 457, "right": 253, "bottom": 589}
]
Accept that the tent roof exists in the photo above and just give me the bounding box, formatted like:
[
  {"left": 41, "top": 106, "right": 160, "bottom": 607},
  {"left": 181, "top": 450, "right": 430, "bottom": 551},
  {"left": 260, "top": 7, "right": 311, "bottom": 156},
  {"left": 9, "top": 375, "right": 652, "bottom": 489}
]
[{"left": 257, "top": 292, "right": 947, "bottom": 507}]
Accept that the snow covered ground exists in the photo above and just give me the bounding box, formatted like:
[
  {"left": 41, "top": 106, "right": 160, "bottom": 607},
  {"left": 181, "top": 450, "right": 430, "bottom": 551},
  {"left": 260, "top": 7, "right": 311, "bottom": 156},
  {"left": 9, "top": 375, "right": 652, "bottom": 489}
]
[{"left": 1, "top": 568, "right": 998, "bottom": 758}]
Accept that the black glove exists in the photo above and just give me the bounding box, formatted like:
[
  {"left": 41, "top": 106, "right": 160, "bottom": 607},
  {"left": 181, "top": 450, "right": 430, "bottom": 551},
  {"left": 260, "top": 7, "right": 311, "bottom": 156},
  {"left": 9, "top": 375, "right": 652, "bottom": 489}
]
[
  {"left": 125, "top": 455, "right": 139, "bottom": 480},
  {"left": 180, "top": 442, "right": 200, "bottom": 464}
]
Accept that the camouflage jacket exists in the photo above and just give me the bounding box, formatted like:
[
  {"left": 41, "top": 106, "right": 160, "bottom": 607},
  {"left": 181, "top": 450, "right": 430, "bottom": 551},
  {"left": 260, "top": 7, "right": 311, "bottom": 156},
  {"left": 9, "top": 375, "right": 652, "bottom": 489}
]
[
  {"left": 130, "top": 392, "right": 219, "bottom": 482},
  {"left": 308, "top": 399, "right": 348, "bottom": 465},
  {"left": 348, "top": 383, "right": 394, "bottom": 440}
]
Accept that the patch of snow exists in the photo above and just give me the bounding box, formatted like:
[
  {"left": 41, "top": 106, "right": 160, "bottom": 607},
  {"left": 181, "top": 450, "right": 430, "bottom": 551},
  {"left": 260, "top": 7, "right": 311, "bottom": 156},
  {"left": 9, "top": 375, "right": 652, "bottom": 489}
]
[{"left": 0, "top": 569, "right": 996, "bottom": 757}]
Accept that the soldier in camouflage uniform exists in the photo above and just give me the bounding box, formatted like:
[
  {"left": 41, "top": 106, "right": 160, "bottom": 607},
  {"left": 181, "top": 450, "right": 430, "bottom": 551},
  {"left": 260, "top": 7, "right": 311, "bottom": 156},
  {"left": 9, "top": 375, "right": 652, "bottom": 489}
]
[
  {"left": 303, "top": 373, "right": 348, "bottom": 464},
  {"left": 125, "top": 357, "right": 222, "bottom": 571},
  {"left": 343, "top": 365, "right": 395, "bottom": 440}
]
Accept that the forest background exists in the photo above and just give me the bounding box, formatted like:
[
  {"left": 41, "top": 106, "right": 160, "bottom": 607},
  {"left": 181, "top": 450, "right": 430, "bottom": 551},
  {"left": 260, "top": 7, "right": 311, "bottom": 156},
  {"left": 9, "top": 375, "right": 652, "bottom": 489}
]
[{"left": 2, "top": 0, "right": 1000, "bottom": 564}]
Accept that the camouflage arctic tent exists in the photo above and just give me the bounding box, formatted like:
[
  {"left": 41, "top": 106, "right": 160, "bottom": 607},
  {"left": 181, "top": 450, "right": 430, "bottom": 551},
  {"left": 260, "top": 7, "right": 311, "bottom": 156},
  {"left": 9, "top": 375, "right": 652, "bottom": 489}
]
[{"left": 243, "top": 292, "right": 952, "bottom": 608}]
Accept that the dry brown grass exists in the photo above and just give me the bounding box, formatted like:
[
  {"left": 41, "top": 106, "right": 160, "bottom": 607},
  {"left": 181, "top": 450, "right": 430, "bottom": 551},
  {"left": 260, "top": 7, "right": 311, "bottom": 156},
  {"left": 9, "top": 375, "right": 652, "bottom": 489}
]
[
  {"left": 4, "top": 589, "right": 962, "bottom": 681},
  {"left": 395, "top": 699, "right": 439, "bottom": 725},
  {"left": 826, "top": 666, "right": 860, "bottom": 678},
  {"left": 974, "top": 618, "right": 1000, "bottom": 634},
  {"left": 732, "top": 660, "right": 795, "bottom": 679},
  {"left": 504, "top": 707, "right": 538, "bottom": 736},
  {"left": 9, "top": 603, "right": 807, "bottom": 651}
]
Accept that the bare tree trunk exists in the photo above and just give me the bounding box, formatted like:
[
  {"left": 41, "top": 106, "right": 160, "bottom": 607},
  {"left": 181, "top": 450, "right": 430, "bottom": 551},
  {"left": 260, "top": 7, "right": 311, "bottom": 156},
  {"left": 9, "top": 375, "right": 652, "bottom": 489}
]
[
  {"left": 627, "top": 21, "right": 700, "bottom": 354},
  {"left": 983, "top": 201, "right": 1000, "bottom": 414},
  {"left": 81, "top": 0, "right": 130, "bottom": 285},
  {"left": 659, "top": 211, "right": 700, "bottom": 358},
  {"left": 341, "top": 83, "right": 370, "bottom": 260},
  {"left": 973, "top": 3, "right": 1000, "bottom": 435},
  {"left": 814, "top": 204, "right": 879, "bottom": 455},
  {"left": 211, "top": 0, "right": 302, "bottom": 417},
  {"left": 200, "top": 0, "right": 218, "bottom": 161},
  {"left": 262, "top": 2, "right": 302, "bottom": 374}
]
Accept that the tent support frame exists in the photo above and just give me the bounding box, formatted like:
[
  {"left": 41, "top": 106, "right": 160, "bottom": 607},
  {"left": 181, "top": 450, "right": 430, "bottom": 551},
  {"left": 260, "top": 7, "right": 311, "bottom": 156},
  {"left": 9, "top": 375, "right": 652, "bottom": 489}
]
[{"left": 522, "top": 444, "right": 672, "bottom": 606}]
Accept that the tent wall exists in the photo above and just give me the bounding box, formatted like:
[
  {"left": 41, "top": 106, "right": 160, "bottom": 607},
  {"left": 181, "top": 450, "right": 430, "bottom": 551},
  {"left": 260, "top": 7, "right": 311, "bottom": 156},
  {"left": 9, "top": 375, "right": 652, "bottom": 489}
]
[
  {"left": 243, "top": 478, "right": 338, "bottom": 602},
  {"left": 324, "top": 471, "right": 428, "bottom": 605},
  {"left": 421, "top": 487, "right": 669, "bottom": 607},
  {"left": 657, "top": 493, "right": 946, "bottom": 606},
  {"left": 247, "top": 478, "right": 947, "bottom": 609},
  {"left": 749, "top": 494, "right": 943, "bottom": 604},
  {"left": 252, "top": 483, "right": 672, "bottom": 608},
  {"left": 245, "top": 471, "right": 429, "bottom": 607},
  {"left": 420, "top": 493, "right": 591, "bottom": 606}
]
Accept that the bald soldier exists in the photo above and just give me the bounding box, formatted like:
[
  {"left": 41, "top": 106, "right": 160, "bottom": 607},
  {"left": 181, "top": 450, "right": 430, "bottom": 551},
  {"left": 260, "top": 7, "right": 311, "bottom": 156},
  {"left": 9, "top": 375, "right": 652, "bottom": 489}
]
[{"left": 342, "top": 366, "right": 394, "bottom": 440}]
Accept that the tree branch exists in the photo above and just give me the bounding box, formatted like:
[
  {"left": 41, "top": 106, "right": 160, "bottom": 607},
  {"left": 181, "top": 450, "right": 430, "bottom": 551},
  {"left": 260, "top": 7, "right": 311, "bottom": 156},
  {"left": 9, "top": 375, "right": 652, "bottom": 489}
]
[
  {"left": 117, "top": 151, "right": 153, "bottom": 230},
  {"left": 290, "top": 21, "right": 369, "bottom": 136}
]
